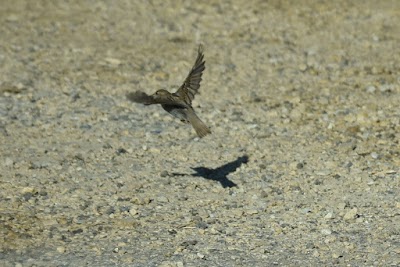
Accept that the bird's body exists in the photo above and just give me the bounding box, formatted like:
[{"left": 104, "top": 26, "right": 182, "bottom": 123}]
[{"left": 127, "top": 45, "right": 211, "bottom": 138}]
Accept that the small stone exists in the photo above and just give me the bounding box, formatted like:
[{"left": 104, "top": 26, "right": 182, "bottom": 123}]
[
  {"left": 22, "top": 192, "right": 33, "bottom": 201},
  {"left": 315, "top": 169, "right": 331, "bottom": 176},
  {"left": 30, "top": 160, "right": 50, "bottom": 169},
  {"left": 116, "top": 148, "right": 127, "bottom": 155},
  {"left": 299, "top": 63, "right": 307, "bottom": 71},
  {"left": 118, "top": 242, "right": 127, "bottom": 247},
  {"left": 21, "top": 187, "right": 35, "bottom": 194},
  {"left": 296, "top": 162, "right": 304, "bottom": 169},
  {"left": 379, "top": 83, "right": 393, "bottom": 92},
  {"left": 343, "top": 208, "right": 358, "bottom": 220},
  {"left": 4, "top": 157, "right": 13, "bottom": 167},
  {"left": 332, "top": 252, "right": 342, "bottom": 259},
  {"left": 181, "top": 240, "right": 198, "bottom": 248},
  {"left": 157, "top": 196, "right": 169, "bottom": 203},
  {"left": 196, "top": 221, "right": 208, "bottom": 229},
  {"left": 365, "top": 85, "right": 376, "bottom": 93},
  {"left": 129, "top": 208, "right": 138, "bottom": 216},
  {"left": 301, "top": 208, "right": 312, "bottom": 214},
  {"left": 160, "top": 170, "right": 169, "bottom": 177},
  {"left": 197, "top": 252, "right": 205, "bottom": 259},
  {"left": 324, "top": 212, "right": 334, "bottom": 219},
  {"left": 247, "top": 124, "right": 259, "bottom": 129},
  {"left": 370, "top": 152, "right": 379, "bottom": 159},
  {"left": 355, "top": 217, "right": 363, "bottom": 223},
  {"left": 247, "top": 209, "right": 259, "bottom": 215},
  {"left": 321, "top": 229, "right": 332, "bottom": 235},
  {"left": 6, "top": 14, "right": 19, "bottom": 22},
  {"left": 259, "top": 163, "right": 267, "bottom": 170},
  {"left": 57, "top": 247, "right": 66, "bottom": 253},
  {"left": 337, "top": 202, "right": 347, "bottom": 210},
  {"left": 159, "top": 262, "right": 174, "bottom": 267},
  {"left": 104, "top": 57, "right": 121, "bottom": 66},
  {"left": 260, "top": 190, "right": 268, "bottom": 198}
]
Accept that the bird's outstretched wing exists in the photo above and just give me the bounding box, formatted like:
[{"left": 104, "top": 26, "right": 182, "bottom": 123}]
[
  {"left": 175, "top": 44, "right": 205, "bottom": 105},
  {"left": 126, "top": 91, "right": 157, "bottom": 105}
]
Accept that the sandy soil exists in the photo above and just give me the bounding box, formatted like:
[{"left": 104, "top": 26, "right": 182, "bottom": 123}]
[{"left": 1, "top": 1, "right": 399, "bottom": 266}]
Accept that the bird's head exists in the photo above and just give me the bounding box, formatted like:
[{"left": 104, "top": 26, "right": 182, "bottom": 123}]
[{"left": 152, "top": 89, "right": 170, "bottom": 99}]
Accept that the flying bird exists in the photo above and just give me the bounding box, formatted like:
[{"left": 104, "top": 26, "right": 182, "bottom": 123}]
[{"left": 127, "top": 45, "right": 211, "bottom": 138}]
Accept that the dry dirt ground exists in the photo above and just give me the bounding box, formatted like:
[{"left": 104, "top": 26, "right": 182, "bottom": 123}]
[{"left": 0, "top": 1, "right": 399, "bottom": 266}]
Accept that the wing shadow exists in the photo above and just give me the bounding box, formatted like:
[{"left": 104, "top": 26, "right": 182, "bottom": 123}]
[{"left": 190, "top": 155, "right": 249, "bottom": 188}]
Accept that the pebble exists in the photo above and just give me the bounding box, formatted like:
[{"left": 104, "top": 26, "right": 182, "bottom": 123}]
[
  {"left": 160, "top": 170, "right": 169, "bottom": 177},
  {"left": 365, "top": 85, "right": 376, "bottom": 93},
  {"left": 104, "top": 57, "right": 121, "bottom": 66},
  {"left": 332, "top": 252, "right": 342, "bottom": 259},
  {"left": 246, "top": 209, "right": 259, "bottom": 215},
  {"left": 197, "top": 252, "right": 206, "bottom": 259},
  {"left": 159, "top": 261, "right": 175, "bottom": 267},
  {"left": 370, "top": 152, "right": 379, "bottom": 159},
  {"left": 157, "top": 196, "right": 169, "bottom": 203},
  {"left": 57, "top": 247, "right": 66, "bottom": 253},
  {"left": 324, "top": 212, "right": 334, "bottom": 219},
  {"left": 321, "top": 229, "right": 332, "bottom": 235},
  {"left": 30, "top": 160, "right": 51, "bottom": 169},
  {"left": 315, "top": 170, "right": 331, "bottom": 176},
  {"left": 4, "top": 157, "right": 13, "bottom": 167},
  {"left": 301, "top": 208, "right": 312, "bottom": 214},
  {"left": 337, "top": 202, "right": 347, "bottom": 210},
  {"left": 343, "top": 208, "right": 358, "bottom": 220},
  {"left": 129, "top": 208, "right": 138, "bottom": 216},
  {"left": 6, "top": 14, "right": 19, "bottom": 22},
  {"left": 379, "top": 83, "right": 394, "bottom": 92},
  {"left": 299, "top": 63, "right": 307, "bottom": 71}
]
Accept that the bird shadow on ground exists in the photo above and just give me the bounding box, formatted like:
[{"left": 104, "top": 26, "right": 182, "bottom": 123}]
[{"left": 171, "top": 155, "right": 249, "bottom": 188}]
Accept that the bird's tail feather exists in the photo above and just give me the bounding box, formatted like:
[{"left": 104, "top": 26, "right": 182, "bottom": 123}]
[{"left": 187, "top": 109, "right": 211, "bottom": 138}]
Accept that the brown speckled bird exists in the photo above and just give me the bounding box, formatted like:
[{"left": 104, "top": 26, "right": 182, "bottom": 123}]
[{"left": 127, "top": 45, "right": 211, "bottom": 138}]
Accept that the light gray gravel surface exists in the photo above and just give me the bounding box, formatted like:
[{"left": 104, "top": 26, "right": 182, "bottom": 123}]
[{"left": 1, "top": 1, "right": 399, "bottom": 266}]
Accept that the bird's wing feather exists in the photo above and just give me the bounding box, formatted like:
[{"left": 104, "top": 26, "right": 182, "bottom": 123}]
[
  {"left": 126, "top": 91, "right": 157, "bottom": 105},
  {"left": 175, "top": 44, "right": 205, "bottom": 105}
]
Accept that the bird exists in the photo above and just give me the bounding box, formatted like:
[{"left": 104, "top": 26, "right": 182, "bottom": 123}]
[{"left": 126, "top": 45, "right": 211, "bottom": 138}]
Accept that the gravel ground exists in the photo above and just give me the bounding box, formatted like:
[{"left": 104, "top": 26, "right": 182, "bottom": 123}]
[{"left": 1, "top": 1, "right": 399, "bottom": 266}]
